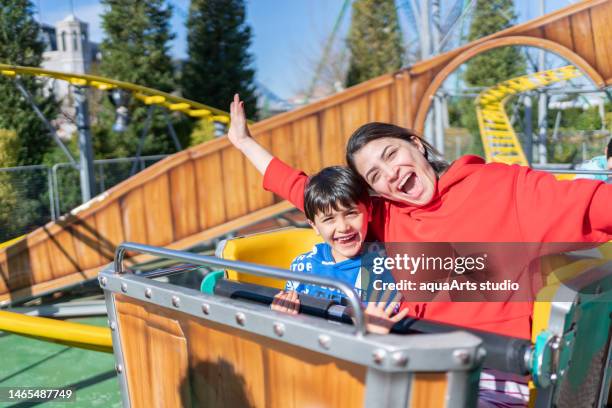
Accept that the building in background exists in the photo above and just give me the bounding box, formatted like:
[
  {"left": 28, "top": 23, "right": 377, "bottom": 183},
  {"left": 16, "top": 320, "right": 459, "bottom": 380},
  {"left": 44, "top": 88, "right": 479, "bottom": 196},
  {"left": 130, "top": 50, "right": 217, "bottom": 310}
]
[{"left": 40, "top": 14, "right": 101, "bottom": 138}]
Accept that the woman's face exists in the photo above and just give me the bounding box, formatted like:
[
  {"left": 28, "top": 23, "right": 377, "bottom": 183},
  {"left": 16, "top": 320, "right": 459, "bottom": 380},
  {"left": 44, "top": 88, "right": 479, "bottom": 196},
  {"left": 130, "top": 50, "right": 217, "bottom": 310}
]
[{"left": 353, "top": 137, "right": 437, "bottom": 206}]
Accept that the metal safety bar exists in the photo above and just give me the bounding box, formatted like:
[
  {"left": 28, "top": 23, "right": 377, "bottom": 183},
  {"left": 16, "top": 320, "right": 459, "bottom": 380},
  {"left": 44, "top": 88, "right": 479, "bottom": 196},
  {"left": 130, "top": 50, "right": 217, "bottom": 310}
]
[{"left": 113, "top": 242, "right": 367, "bottom": 336}]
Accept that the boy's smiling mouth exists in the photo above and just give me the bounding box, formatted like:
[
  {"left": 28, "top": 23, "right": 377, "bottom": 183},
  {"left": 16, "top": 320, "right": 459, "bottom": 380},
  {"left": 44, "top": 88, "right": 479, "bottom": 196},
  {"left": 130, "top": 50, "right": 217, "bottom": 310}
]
[{"left": 334, "top": 232, "right": 359, "bottom": 244}]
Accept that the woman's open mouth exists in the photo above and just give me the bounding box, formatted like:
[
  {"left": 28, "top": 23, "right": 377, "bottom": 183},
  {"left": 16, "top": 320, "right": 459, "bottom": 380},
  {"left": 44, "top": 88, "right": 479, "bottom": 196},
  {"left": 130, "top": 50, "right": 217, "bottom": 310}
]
[{"left": 398, "top": 171, "right": 423, "bottom": 199}]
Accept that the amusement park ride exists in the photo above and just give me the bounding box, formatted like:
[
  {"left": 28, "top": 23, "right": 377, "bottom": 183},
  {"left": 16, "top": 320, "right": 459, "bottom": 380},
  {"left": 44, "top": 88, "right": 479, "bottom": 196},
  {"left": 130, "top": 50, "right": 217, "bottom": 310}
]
[{"left": 0, "top": 1, "right": 611, "bottom": 407}]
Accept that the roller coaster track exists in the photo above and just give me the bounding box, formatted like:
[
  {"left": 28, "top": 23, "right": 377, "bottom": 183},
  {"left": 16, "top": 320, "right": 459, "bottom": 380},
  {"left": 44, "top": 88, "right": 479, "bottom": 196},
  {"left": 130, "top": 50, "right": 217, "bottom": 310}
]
[
  {"left": 0, "top": 64, "right": 231, "bottom": 123},
  {"left": 476, "top": 65, "right": 582, "bottom": 166}
]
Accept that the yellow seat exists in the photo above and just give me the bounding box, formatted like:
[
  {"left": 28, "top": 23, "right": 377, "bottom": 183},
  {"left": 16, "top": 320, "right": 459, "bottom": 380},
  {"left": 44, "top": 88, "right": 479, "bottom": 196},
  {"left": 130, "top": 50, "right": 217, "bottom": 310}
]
[{"left": 217, "top": 227, "right": 323, "bottom": 289}]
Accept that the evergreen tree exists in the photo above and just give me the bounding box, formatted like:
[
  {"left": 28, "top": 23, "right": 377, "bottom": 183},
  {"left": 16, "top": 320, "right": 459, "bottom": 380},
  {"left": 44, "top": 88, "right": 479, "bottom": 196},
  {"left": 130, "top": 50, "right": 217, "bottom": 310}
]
[
  {"left": 100, "top": 0, "right": 175, "bottom": 91},
  {"left": 0, "top": 0, "right": 56, "bottom": 165},
  {"left": 346, "top": 0, "right": 403, "bottom": 87},
  {"left": 182, "top": 0, "right": 257, "bottom": 118},
  {"left": 98, "top": 0, "right": 180, "bottom": 156},
  {"left": 0, "top": 0, "right": 58, "bottom": 238},
  {"left": 463, "top": 0, "right": 525, "bottom": 87},
  {"left": 452, "top": 0, "right": 526, "bottom": 156}
]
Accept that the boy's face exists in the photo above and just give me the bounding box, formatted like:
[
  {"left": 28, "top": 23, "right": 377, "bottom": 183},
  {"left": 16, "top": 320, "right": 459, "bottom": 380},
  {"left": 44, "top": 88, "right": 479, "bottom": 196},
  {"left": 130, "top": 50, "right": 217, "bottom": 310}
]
[{"left": 309, "top": 202, "right": 369, "bottom": 262}]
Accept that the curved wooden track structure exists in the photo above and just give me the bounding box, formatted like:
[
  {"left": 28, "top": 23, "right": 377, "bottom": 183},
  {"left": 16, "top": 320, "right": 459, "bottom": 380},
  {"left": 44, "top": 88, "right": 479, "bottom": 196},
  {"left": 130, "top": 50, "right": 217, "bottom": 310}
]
[{"left": 1, "top": 0, "right": 612, "bottom": 304}]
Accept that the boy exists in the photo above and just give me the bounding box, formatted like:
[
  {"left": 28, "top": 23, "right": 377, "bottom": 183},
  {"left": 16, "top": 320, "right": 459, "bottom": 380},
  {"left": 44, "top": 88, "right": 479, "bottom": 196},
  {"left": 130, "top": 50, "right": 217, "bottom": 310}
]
[{"left": 228, "top": 96, "right": 407, "bottom": 334}]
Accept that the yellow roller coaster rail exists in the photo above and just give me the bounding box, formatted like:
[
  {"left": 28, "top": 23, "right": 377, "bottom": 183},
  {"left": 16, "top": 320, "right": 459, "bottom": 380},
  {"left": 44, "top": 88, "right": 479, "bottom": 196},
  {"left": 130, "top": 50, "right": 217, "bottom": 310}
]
[
  {"left": 476, "top": 65, "right": 582, "bottom": 166},
  {"left": 0, "top": 310, "right": 112, "bottom": 353},
  {"left": 0, "top": 63, "right": 230, "bottom": 124}
]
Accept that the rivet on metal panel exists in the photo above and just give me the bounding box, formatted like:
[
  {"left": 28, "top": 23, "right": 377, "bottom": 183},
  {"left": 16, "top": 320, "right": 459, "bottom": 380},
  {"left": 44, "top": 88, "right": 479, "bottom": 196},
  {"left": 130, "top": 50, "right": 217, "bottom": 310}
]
[
  {"left": 392, "top": 352, "right": 408, "bottom": 367},
  {"left": 318, "top": 334, "right": 331, "bottom": 349},
  {"left": 172, "top": 296, "right": 180, "bottom": 308},
  {"left": 99, "top": 276, "right": 107, "bottom": 287},
  {"left": 372, "top": 349, "right": 386, "bottom": 365},
  {"left": 116, "top": 364, "right": 123, "bottom": 374},
  {"left": 453, "top": 349, "right": 471, "bottom": 365},
  {"left": 201, "top": 304, "right": 210, "bottom": 315},
  {"left": 477, "top": 348, "right": 487, "bottom": 364},
  {"left": 235, "top": 312, "right": 246, "bottom": 326},
  {"left": 144, "top": 288, "right": 152, "bottom": 298},
  {"left": 273, "top": 323, "right": 285, "bottom": 337},
  {"left": 120, "top": 283, "right": 128, "bottom": 293},
  {"left": 109, "top": 321, "right": 116, "bottom": 331},
  {"left": 550, "top": 373, "right": 558, "bottom": 383}
]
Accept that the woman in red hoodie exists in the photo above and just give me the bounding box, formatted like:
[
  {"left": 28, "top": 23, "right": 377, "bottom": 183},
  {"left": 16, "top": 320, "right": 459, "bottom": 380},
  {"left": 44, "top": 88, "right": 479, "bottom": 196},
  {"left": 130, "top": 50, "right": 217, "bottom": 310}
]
[
  {"left": 228, "top": 94, "right": 611, "bottom": 404},
  {"left": 230, "top": 94, "right": 610, "bottom": 333}
]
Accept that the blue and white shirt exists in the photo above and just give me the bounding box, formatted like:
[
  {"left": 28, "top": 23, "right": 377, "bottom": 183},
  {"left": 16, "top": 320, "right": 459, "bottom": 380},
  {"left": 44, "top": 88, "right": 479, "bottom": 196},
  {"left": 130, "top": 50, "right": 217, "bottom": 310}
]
[
  {"left": 285, "top": 242, "right": 394, "bottom": 304},
  {"left": 285, "top": 243, "right": 363, "bottom": 303}
]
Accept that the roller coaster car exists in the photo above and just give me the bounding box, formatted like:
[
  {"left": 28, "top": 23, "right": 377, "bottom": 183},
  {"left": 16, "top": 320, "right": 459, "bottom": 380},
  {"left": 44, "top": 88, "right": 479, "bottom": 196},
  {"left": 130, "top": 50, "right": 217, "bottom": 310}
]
[{"left": 100, "top": 228, "right": 612, "bottom": 407}]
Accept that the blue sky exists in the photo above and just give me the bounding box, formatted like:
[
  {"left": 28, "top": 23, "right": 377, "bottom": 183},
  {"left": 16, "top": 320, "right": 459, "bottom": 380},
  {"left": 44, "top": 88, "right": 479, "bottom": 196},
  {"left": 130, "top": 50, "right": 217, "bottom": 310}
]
[{"left": 36, "top": 0, "right": 572, "bottom": 99}]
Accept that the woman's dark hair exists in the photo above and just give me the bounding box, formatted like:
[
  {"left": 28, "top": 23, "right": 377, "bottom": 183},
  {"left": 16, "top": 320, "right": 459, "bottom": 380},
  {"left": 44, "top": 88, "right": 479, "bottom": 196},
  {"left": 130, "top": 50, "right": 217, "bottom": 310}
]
[
  {"left": 346, "top": 122, "right": 449, "bottom": 180},
  {"left": 606, "top": 138, "right": 612, "bottom": 160},
  {"left": 304, "top": 166, "right": 370, "bottom": 222}
]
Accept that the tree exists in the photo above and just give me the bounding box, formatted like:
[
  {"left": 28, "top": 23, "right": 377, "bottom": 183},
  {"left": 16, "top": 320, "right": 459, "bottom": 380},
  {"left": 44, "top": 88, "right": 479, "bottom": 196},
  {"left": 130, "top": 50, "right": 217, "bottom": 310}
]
[
  {"left": 0, "top": 129, "right": 47, "bottom": 241},
  {"left": 0, "top": 1, "right": 59, "bottom": 239},
  {"left": 451, "top": 0, "right": 526, "bottom": 156},
  {"left": 463, "top": 0, "right": 525, "bottom": 87},
  {"left": 345, "top": 0, "right": 403, "bottom": 87},
  {"left": 98, "top": 0, "right": 181, "bottom": 157},
  {"left": 181, "top": 0, "right": 257, "bottom": 118},
  {"left": 0, "top": 0, "right": 56, "bottom": 165}
]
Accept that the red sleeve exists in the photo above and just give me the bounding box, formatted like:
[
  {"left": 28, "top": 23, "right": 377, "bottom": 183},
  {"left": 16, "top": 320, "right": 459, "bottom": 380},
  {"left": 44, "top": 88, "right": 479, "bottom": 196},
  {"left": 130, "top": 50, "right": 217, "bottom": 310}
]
[
  {"left": 263, "top": 157, "right": 307, "bottom": 212},
  {"left": 515, "top": 167, "right": 611, "bottom": 242}
]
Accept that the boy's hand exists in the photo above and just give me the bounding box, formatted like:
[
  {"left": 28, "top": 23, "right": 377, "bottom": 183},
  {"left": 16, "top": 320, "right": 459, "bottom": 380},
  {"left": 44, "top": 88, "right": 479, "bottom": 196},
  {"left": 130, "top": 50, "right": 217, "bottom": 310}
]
[
  {"left": 228, "top": 93, "right": 252, "bottom": 150},
  {"left": 271, "top": 290, "right": 300, "bottom": 315},
  {"left": 364, "top": 291, "right": 409, "bottom": 334}
]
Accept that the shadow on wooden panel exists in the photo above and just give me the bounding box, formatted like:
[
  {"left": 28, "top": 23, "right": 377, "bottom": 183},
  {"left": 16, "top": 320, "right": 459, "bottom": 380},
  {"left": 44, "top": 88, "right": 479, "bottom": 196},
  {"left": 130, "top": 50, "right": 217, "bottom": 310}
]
[{"left": 182, "top": 359, "right": 255, "bottom": 408}]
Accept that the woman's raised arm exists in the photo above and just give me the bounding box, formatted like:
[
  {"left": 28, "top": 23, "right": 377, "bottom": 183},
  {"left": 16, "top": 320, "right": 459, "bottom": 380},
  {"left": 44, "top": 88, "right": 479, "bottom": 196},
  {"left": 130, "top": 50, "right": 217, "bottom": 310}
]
[
  {"left": 228, "top": 93, "right": 273, "bottom": 174},
  {"left": 228, "top": 93, "right": 307, "bottom": 211}
]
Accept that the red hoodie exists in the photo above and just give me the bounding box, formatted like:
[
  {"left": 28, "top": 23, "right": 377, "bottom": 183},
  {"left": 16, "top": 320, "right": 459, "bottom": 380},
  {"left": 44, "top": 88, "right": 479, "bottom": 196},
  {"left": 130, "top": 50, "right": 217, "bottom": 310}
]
[{"left": 263, "top": 155, "right": 611, "bottom": 339}]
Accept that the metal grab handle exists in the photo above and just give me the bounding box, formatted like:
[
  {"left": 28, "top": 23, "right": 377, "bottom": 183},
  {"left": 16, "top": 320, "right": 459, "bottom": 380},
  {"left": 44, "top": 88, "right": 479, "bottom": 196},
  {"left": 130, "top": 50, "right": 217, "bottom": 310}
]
[{"left": 114, "top": 242, "right": 366, "bottom": 336}]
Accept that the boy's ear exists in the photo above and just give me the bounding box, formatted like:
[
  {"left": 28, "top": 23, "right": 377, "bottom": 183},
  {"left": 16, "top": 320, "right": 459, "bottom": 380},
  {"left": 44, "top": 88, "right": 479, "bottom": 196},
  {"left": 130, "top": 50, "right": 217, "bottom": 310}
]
[{"left": 307, "top": 220, "right": 320, "bottom": 235}]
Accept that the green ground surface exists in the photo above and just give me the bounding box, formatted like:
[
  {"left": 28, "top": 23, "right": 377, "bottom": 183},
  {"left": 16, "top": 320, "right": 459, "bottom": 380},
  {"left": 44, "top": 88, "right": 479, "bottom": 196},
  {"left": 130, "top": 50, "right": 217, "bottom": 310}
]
[{"left": 0, "top": 316, "right": 121, "bottom": 408}]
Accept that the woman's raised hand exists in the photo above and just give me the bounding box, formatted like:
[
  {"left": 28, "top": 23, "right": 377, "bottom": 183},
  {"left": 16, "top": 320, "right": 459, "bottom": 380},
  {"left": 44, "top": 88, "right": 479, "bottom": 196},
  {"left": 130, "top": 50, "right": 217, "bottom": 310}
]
[
  {"left": 228, "top": 93, "right": 252, "bottom": 149},
  {"left": 226, "top": 93, "right": 274, "bottom": 175}
]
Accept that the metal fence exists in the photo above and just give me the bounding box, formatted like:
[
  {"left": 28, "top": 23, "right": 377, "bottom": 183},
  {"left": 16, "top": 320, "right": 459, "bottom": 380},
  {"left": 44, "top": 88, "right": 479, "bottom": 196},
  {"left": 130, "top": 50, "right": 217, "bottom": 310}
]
[{"left": 0, "top": 155, "right": 167, "bottom": 242}]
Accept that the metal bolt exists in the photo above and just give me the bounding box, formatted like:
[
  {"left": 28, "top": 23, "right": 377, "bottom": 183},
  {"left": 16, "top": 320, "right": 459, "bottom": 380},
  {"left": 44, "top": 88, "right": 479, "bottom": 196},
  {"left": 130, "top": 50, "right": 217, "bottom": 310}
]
[
  {"left": 235, "top": 312, "right": 246, "bottom": 326},
  {"left": 391, "top": 352, "right": 408, "bottom": 367},
  {"left": 550, "top": 373, "right": 558, "bottom": 383},
  {"left": 201, "top": 304, "right": 210, "bottom": 315},
  {"left": 273, "top": 323, "right": 285, "bottom": 337},
  {"left": 109, "top": 321, "right": 116, "bottom": 331},
  {"left": 99, "top": 276, "right": 107, "bottom": 287},
  {"left": 453, "top": 349, "right": 471, "bottom": 365},
  {"left": 477, "top": 348, "right": 487, "bottom": 363},
  {"left": 144, "top": 288, "right": 152, "bottom": 298},
  {"left": 318, "top": 334, "right": 331, "bottom": 349},
  {"left": 172, "top": 296, "right": 180, "bottom": 308},
  {"left": 372, "top": 349, "right": 386, "bottom": 365},
  {"left": 551, "top": 340, "right": 560, "bottom": 350},
  {"left": 116, "top": 364, "right": 123, "bottom": 374},
  {"left": 121, "top": 283, "right": 128, "bottom": 293}
]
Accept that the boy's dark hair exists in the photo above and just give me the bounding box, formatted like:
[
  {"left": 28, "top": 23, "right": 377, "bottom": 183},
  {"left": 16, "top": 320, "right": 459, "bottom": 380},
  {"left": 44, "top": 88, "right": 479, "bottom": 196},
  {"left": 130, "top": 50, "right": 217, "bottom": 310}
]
[{"left": 304, "top": 166, "right": 370, "bottom": 221}]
